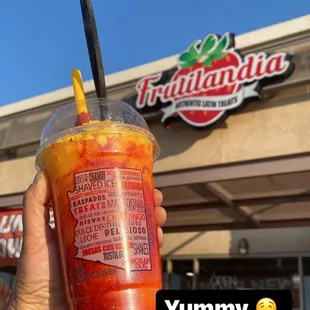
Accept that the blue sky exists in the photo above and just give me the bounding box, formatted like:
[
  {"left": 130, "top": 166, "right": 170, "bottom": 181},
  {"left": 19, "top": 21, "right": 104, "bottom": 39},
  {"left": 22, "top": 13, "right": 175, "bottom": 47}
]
[{"left": 0, "top": 0, "right": 308, "bottom": 106}]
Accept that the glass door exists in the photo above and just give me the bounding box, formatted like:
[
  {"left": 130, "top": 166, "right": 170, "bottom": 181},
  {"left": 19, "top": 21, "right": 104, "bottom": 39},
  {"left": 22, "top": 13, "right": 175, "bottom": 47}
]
[{"left": 162, "top": 257, "right": 300, "bottom": 308}]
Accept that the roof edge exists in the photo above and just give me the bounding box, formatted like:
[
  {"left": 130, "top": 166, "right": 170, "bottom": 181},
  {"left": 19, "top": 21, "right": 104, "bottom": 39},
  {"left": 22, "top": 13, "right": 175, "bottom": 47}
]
[{"left": 1, "top": 14, "right": 309, "bottom": 118}]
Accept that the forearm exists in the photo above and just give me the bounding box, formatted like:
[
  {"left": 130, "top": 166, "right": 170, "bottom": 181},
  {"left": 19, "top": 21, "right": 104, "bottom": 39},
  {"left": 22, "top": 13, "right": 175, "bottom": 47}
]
[
  {"left": 6, "top": 298, "right": 68, "bottom": 310},
  {"left": 5, "top": 284, "right": 69, "bottom": 310},
  {"left": 6, "top": 298, "right": 40, "bottom": 310},
  {"left": 6, "top": 300, "right": 33, "bottom": 310},
  {"left": 6, "top": 292, "right": 49, "bottom": 310}
]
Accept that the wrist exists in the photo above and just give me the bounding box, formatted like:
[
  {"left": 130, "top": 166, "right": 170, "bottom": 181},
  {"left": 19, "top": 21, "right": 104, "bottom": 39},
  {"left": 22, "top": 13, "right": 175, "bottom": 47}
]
[
  {"left": 6, "top": 303, "right": 17, "bottom": 310},
  {"left": 6, "top": 293, "right": 68, "bottom": 310},
  {"left": 6, "top": 301, "right": 26, "bottom": 310},
  {"left": 6, "top": 297, "right": 38, "bottom": 310}
]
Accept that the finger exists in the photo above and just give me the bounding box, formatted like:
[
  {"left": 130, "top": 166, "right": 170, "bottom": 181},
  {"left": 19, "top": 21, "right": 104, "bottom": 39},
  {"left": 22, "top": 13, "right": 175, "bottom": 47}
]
[
  {"left": 154, "top": 189, "right": 163, "bottom": 208},
  {"left": 158, "top": 227, "right": 164, "bottom": 248},
  {"left": 22, "top": 170, "right": 51, "bottom": 242},
  {"left": 155, "top": 207, "right": 167, "bottom": 227}
]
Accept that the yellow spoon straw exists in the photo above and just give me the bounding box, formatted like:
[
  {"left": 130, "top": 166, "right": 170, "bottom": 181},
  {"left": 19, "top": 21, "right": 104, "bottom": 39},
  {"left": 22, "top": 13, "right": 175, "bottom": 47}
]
[{"left": 71, "top": 69, "right": 88, "bottom": 114}]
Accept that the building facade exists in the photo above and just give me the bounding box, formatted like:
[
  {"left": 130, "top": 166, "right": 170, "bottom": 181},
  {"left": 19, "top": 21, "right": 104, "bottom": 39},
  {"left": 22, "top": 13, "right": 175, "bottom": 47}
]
[{"left": 1, "top": 14, "right": 310, "bottom": 309}]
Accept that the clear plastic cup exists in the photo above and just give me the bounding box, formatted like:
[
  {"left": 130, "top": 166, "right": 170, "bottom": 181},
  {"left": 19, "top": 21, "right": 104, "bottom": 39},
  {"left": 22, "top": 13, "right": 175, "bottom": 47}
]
[{"left": 36, "top": 98, "right": 162, "bottom": 310}]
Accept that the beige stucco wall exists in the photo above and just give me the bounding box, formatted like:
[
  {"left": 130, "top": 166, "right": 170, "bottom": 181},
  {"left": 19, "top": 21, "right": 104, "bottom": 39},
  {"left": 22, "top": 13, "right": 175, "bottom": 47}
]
[
  {"left": 0, "top": 156, "right": 36, "bottom": 194},
  {"left": 161, "top": 227, "right": 310, "bottom": 257},
  {"left": 152, "top": 95, "right": 310, "bottom": 173},
  {"left": 1, "top": 95, "right": 310, "bottom": 195}
]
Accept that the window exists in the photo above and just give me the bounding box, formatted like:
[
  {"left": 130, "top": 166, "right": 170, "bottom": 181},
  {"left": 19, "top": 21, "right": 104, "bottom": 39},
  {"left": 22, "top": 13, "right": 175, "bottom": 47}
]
[
  {"left": 162, "top": 260, "right": 194, "bottom": 290},
  {"left": 302, "top": 258, "right": 310, "bottom": 310}
]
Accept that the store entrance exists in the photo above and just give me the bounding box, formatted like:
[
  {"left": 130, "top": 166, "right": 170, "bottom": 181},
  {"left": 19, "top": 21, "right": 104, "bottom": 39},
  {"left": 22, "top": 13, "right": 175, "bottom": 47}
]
[{"left": 163, "top": 258, "right": 300, "bottom": 309}]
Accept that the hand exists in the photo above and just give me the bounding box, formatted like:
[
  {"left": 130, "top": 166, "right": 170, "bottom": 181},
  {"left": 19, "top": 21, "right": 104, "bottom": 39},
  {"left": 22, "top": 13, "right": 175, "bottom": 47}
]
[{"left": 7, "top": 171, "right": 166, "bottom": 310}]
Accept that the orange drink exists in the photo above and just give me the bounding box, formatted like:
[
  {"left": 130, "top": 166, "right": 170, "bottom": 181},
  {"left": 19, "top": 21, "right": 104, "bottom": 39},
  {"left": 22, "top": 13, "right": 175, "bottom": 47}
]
[{"left": 36, "top": 99, "right": 162, "bottom": 309}]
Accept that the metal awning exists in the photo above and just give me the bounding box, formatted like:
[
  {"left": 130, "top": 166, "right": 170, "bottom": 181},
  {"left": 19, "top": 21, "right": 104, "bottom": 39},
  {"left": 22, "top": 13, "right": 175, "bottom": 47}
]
[
  {"left": 158, "top": 153, "right": 310, "bottom": 232},
  {"left": 2, "top": 153, "right": 310, "bottom": 233}
]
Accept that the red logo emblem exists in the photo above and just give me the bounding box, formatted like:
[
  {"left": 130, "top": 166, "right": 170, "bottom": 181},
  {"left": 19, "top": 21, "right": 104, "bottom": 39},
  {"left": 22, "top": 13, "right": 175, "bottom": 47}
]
[{"left": 135, "top": 33, "right": 293, "bottom": 128}]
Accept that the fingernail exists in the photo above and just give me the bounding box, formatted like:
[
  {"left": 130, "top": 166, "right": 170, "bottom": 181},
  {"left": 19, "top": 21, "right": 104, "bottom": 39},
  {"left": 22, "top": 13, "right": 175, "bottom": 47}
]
[{"left": 33, "top": 170, "right": 43, "bottom": 185}]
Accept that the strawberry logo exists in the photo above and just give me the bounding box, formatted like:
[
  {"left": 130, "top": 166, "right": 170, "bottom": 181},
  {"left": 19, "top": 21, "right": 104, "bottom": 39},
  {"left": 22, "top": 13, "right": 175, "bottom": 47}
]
[
  {"left": 135, "top": 33, "right": 293, "bottom": 129},
  {"left": 172, "top": 34, "right": 240, "bottom": 126}
]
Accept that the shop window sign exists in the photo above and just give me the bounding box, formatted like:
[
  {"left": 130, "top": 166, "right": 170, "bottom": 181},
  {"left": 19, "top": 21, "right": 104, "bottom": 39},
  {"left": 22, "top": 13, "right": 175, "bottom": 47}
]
[
  {"left": 183, "top": 276, "right": 294, "bottom": 290},
  {"left": 135, "top": 33, "right": 294, "bottom": 129},
  {"left": 0, "top": 209, "right": 55, "bottom": 268},
  {"left": 180, "top": 275, "right": 299, "bottom": 309}
]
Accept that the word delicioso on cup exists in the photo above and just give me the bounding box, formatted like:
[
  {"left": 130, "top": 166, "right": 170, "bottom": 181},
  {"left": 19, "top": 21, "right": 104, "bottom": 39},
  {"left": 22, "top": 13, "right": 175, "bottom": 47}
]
[{"left": 156, "top": 290, "right": 292, "bottom": 310}]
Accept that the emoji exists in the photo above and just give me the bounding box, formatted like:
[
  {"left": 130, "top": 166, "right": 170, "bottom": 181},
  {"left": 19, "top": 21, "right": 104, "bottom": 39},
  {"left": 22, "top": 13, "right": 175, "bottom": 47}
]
[{"left": 256, "top": 298, "right": 276, "bottom": 310}]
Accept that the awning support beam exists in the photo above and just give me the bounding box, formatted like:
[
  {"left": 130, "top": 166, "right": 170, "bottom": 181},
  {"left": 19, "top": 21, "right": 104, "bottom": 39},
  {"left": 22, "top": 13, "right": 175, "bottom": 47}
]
[{"left": 206, "top": 182, "right": 260, "bottom": 227}]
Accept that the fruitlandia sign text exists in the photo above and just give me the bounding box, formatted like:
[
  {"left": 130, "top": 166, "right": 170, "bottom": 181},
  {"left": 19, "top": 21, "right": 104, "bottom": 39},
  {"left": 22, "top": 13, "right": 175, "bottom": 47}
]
[{"left": 135, "top": 33, "right": 294, "bottom": 128}]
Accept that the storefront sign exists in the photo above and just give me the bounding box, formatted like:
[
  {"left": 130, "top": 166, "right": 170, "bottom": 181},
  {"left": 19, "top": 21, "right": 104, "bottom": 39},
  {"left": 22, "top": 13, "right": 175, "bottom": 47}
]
[
  {"left": 0, "top": 209, "right": 55, "bottom": 267},
  {"left": 135, "top": 33, "right": 294, "bottom": 128},
  {"left": 188, "top": 276, "right": 294, "bottom": 290}
]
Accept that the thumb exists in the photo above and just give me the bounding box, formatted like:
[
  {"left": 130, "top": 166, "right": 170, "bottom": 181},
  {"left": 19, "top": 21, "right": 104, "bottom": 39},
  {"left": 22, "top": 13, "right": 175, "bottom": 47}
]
[{"left": 22, "top": 170, "right": 51, "bottom": 246}]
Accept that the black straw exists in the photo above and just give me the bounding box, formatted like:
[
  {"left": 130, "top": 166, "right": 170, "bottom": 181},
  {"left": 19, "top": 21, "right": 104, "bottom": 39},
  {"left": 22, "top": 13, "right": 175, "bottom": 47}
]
[{"left": 80, "top": 0, "right": 107, "bottom": 99}]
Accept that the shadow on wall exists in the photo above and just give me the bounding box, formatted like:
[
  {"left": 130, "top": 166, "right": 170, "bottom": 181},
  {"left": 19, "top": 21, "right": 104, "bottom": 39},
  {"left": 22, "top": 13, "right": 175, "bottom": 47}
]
[
  {"left": 148, "top": 120, "right": 225, "bottom": 161},
  {"left": 148, "top": 90, "right": 310, "bottom": 161},
  {"left": 124, "top": 83, "right": 310, "bottom": 162},
  {"left": 125, "top": 93, "right": 229, "bottom": 161}
]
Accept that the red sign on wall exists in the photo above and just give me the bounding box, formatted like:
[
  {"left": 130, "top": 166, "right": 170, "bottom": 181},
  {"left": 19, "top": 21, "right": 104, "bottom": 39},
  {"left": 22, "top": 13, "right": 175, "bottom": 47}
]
[{"left": 0, "top": 208, "right": 54, "bottom": 267}]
